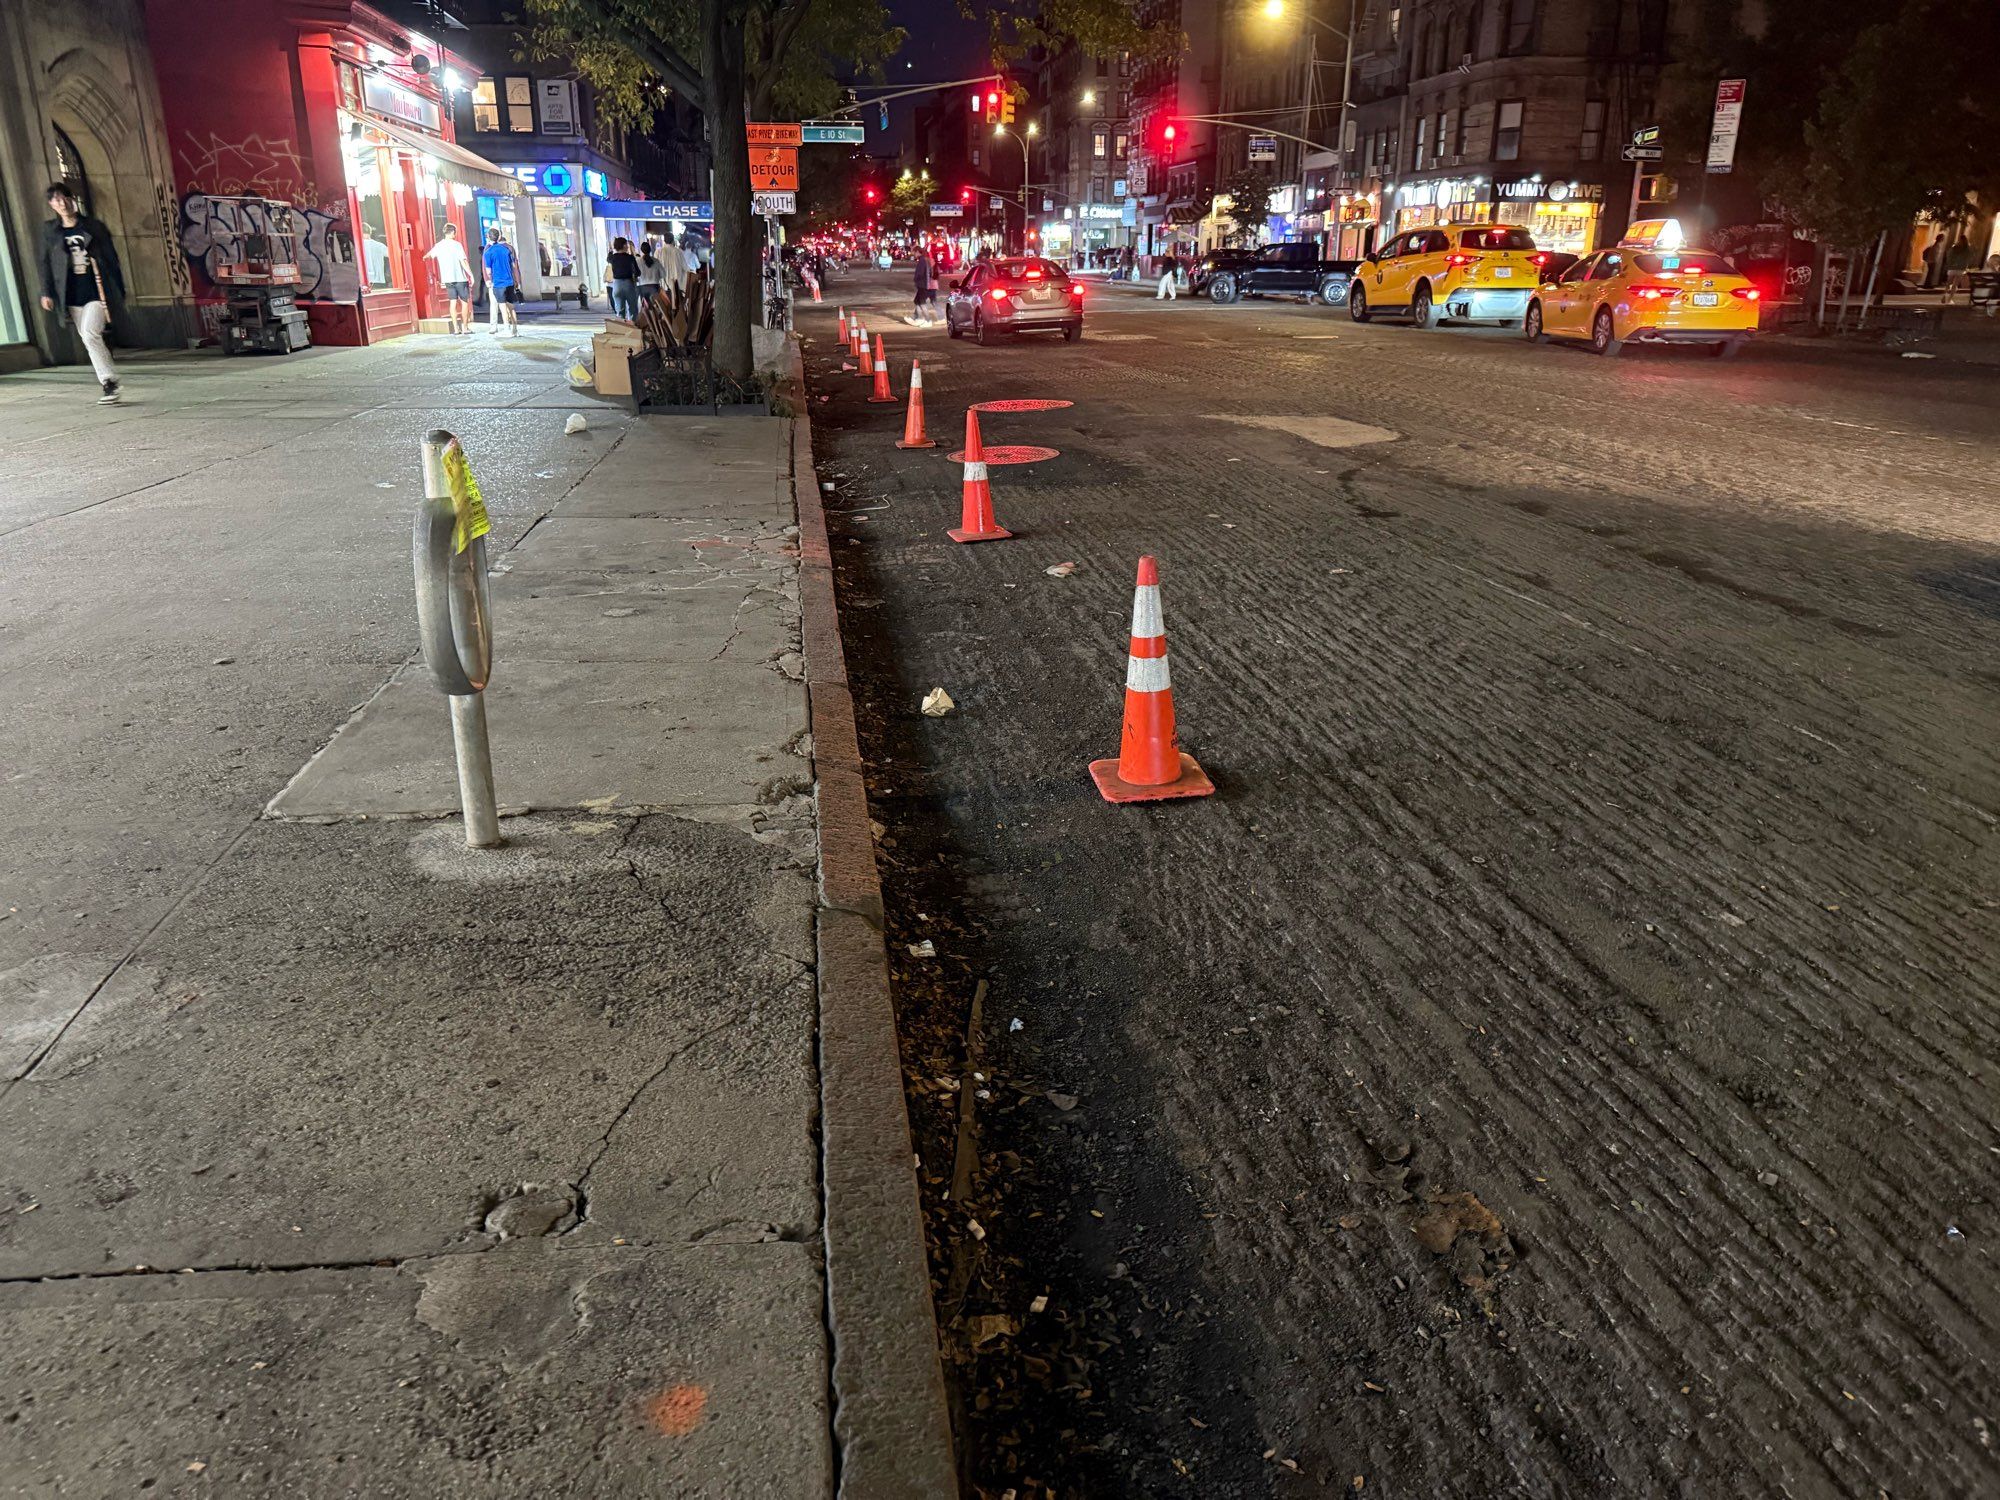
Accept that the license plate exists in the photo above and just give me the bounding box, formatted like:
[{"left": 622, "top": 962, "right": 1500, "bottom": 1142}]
[
  {"left": 1491, "top": 266, "right": 1513, "bottom": 278},
  {"left": 1692, "top": 292, "right": 1719, "bottom": 307},
  {"left": 1025, "top": 287, "right": 1053, "bottom": 302}
]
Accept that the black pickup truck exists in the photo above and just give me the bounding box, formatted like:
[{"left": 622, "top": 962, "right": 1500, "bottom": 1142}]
[{"left": 1194, "top": 241, "right": 1359, "bottom": 306}]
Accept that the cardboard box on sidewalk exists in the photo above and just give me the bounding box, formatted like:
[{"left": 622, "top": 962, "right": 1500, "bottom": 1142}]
[{"left": 592, "top": 322, "right": 644, "bottom": 397}]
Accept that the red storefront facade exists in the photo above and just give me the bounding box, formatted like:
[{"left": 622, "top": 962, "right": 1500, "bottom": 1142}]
[{"left": 141, "top": 0, "right": 520, "bottom": 345}]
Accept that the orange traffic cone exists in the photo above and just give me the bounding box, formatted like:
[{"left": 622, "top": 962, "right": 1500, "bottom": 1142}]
[
  {"left": 1088, "top": 556, "right": 1215, "bottom": 804},
  {"left": 948, "top": 409, "right": 1011, "bottom": 543},
  {"left": 895, "top": 359, "right": 937, "bottom": 448},
  {"left": 837, "top": 307, "right": 848, "bottom": 342},
  {"left": 867, "top": 335, "right": 896, "bottom": 402},
  {"left": 850, "top": 318, "right": 865, "bottom": 360},
  {"left": 858, "top": 327, "right": 876, "bottom": 380}
]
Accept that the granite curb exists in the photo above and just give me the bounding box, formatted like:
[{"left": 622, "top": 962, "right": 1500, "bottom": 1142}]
[{"left": 789, "top": 340, "right": 959, "bottom": 1499}]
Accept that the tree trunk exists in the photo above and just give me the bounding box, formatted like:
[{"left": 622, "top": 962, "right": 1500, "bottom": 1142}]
[{"left": 702, "top": 0, "right": 755, "bottom": 382}]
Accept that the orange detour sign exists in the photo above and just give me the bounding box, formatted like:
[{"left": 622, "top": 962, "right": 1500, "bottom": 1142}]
[
  {"left": 947, "top": 409, "right": 1011, "bottom": 543},
  {"left": 896, "top": 359, "right": 937, "bottom": 448},
  {"left": 1088, "top": 556, "right": 1215, "bottom": 803},
  {"left": 749, "top": 147, "right": 799, "bottom": 191},
  {"left": 868, "top": 334, "right": 896, "bottom": 402}
]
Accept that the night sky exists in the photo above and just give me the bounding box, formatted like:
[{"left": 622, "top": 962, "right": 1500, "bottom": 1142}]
[{"left": 874, "top": 0, "right": 990, "bottom": 153}]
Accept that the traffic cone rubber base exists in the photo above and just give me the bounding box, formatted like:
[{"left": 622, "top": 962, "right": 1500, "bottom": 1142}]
[
  {"left": 1089, "top": 751, "right": 1214, "bottom": 804},
  {"left": 947, "top": 522, "right": 1014, "bottom": 544},
  {"left": 895, "top": 433, "right": 938, "bottom": 449}
]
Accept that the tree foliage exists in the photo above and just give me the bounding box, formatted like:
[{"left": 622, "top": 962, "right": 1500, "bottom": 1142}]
[
  {"left": 1219, "top": 168, "right": 1275, "bottom": 246},
  {"left": 968, "top": 0, "right": 1181, "bottom": 69},
  {"left": 1659, "top": 0, "right": 2000, "bottom": 244}
]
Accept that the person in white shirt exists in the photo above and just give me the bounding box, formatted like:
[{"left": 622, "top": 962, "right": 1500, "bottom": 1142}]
[
  {"left": 424, "top": 223, "right": 475, "bottom": 334},
  {"left": 637, "top": 239, "right": 667, "bottom": 300}
]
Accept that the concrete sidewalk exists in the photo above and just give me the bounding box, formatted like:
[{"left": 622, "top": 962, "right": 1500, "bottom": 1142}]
[{"left": 0, "top": 331, "right": 945, "bottom": 1495}]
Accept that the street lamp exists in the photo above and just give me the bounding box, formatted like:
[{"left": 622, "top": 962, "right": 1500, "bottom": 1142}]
[
  {"left": 993, "top": 122, "right": 1036, "bottom": 252},
  {"left": 1082, "top": 88, "right": 1097, "bottom": 107}
]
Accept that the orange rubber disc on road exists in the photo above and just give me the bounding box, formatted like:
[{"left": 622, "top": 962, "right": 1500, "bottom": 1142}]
[
  {"left": 945, "top": 445, "right": 1061, "bottom": 465},
  {"left": 970, "top": 399, "right": 1074, "bottom": 413}
]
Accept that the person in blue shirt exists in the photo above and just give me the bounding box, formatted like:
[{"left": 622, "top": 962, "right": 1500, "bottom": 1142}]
[{"left": 483, "top": 228, "right": 520, "bottom": 335}]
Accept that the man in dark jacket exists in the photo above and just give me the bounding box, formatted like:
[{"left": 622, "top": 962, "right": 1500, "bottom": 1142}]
[{"left": 38, "top": 182, "right": 125, "bottom": 403}]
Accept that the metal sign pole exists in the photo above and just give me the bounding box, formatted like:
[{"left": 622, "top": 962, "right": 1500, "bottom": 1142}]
[{"left": 414, "top": 429, "right": 501, "bottom": 848}]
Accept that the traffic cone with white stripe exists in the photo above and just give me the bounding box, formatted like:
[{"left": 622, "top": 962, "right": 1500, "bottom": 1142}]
[
  {"left": 842, "top": 312, "right": 859, "bottom": 370},
  {"left": 1089, "top": 556, "right": 1214, "bottom": 804},
  {"left": 858, "top": 327, "right": 877, "bottom": 380},
  {"left": 837, "top": 307, "right": 848, "bottom": 343},
  {"left": 947, "top": 409, "right": 1011, "bottom": 543},
  {"left": 895, "top": 359, "right": 937, "bottom": 448},
  {"left": 868, "top": 334, "right": 896, "bottom": 402}
]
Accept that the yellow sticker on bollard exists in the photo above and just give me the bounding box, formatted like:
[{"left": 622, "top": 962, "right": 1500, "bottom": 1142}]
[{"left": 442, "top": 440, "right": 491, "bottom": 554}]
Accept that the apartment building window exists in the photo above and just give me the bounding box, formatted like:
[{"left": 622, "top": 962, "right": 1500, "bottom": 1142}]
[
  {"left": 1462, "top": 2, "right": 1485, "bottom": 61},
  {"left": 471, "top": 78, "right": 501, "bottom": 133},
  {"left": 1494, "top": 98, "right": 1524, "bottom": 159},
  {"left": 1435, "top": 110, "right": 1448, "bottom": 161},
  {"left": 1409, "top": 22, "right": 1426, "bottom": 78},
  {"left": 1412, "top": 115, "right": 1427, "bottom": 171},
  {"left": 504, "top": 76, "right": 535, "bottom": 132},
  {"left": 1454, "top": 107, "right": 1469, "bottom": 155},
  {"left": 1093, "top": 129, "right": 1109, "bottom": 159},
  {"left": 1504, "top": 0, "right": 1536, "bottom": 54},
  {"left": 1580, "top": 99, "right": 1605, "bottom": 161},
  {"left": 1114, "top": 132, "right": 1128, "bottom": 158}
]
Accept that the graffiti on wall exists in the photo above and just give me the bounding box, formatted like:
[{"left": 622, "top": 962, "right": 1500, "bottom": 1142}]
[
  {"left": 156, "top": 182, "right": 193, "bottom": 301},
  {"left": 177, "top": 193, "right": 357, "bottom": 301},
  {"left": 178, "top": 130, "right": 318, "bottom": 201}
]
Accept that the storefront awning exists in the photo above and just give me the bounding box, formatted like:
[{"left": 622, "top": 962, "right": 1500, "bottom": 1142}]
[{"left": 357, "top": 114, "right": 523, "bottom": 197}]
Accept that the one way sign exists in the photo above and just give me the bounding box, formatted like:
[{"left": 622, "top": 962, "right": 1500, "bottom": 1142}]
[{"left": 1622, "top": 144, "right": 1663, "bottom": 161}]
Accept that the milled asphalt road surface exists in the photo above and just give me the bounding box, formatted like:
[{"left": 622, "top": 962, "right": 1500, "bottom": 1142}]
[{"left": 805, "top": 271, "right": 2000, "bottom": 1498}]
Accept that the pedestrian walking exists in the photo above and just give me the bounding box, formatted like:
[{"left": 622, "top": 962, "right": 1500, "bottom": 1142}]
[
  {"left": 1122, "top": 245, "right": 1136, "bottom": 282},
  {"left": 908, "top": 245, "right": 938, "bottom": 326},
  {"left": 606, "top": 237, "right": 640, "bottom": 320},
  {"left": 636, "top": 240, "right": 667, "bottom": 315},
  {"left": 425, "top": 223, "right": 475, "bottom": 334},
  {"left": 38, "top": 182, "right": 125, "bottom": 404},
  {"left": 1156, "top": 250, "right": 1180, "bottom": 300},
  {"left": 482, "top": 228, "right": 521, "bottom": 335}
]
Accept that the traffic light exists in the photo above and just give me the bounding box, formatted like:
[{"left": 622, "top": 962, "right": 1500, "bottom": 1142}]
[
  {"left": 959, "top": 187, "right": 974, "bottom": 205},
  {"left": 986, "top": 90, "right": 1002, "bottom": 125},
  {"left": 1000, "top": 90, "right": 1017, "bottom": 126},
  {"left": 1162, "top": 121, "right": 1178, "bottom": 147},
  {"left": 863, "top": 185, "right": 879, "bottom": 204}
]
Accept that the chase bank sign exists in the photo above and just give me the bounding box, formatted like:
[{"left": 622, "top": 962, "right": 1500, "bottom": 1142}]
[{"left": 504, "top": 163, "right": 611, "bottom": 198}]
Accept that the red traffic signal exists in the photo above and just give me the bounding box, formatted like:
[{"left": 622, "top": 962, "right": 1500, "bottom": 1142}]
[
  {"left": 1163, "top": 121, "right": 1178, "bottom": 144},
  {"left": 959, "top": 187, "right": 974, "bottom": 205},
  {"left": 863, "top": 185, "right": 879, "bottom": 202}
]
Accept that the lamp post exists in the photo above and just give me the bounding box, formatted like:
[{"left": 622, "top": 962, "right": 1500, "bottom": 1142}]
[
  {"left": 1258, "top": 1, "right": 1358, "bottom": 249},
  {"left": 994, "top": 122, "right": 1037, "bottom": 253}
]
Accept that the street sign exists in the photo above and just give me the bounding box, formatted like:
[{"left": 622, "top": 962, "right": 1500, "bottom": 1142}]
[
  {"left": 752, "top": 190, "right": 796, "bottom": 215},
  {"left": 748, "top": 122, "right": 802, "bottom": 147},
  {"left": 989, "top": 195, "right": 1005, "bottom": 211},
  {"left": 749, "top": 147, "right": 798, "bottom": 191},
  {"left": 1248, "top": 135, "right": 1278, "bottom": 162},
  {"left": 1706, "top": 79, "right": 1746, "bottom": 174},
  {"left": 1622, "top": 145, "right": 1663, "bottom": 161},
  {"left": 802, "top": 119, "right": 867, "bottom": 145},
  {"left": 1631, "top": 124, "right": 1660, "bottom": 147},
  {"left": 928, "top": 203, "right": 964, "bottom": 218}
]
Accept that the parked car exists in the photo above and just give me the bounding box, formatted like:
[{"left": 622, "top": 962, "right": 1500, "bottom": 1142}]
[
  {"left": 1524, "top": 221, "right": 1761, "bottom": 358},
  {"left": 1535, "top": 251, "right": 1582, "bottom": 284},
  {"left": 944, "top": 256, "right": 1085, "bottom": 344},
  {"left": 1188, "top": 247, "right": 1261, "bottom": 297},
  {"left": 1348, "top": 224, "right": 1543, "bottom": 327},
  {"left": 1201, "top": 241, "right": 1357, "bottom": 306}
]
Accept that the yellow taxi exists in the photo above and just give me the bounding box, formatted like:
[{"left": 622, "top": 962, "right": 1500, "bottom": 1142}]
[
  {"left": 1348, "top": 223, "right": 1545, "bottom": 328},
  {"left": 1524, "top": 219, "right": 1762, "bottom": 358}
]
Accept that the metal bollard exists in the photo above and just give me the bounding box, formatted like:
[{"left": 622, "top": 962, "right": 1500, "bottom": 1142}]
[{"left": 414, "top": 429, "right": 502, "bottom": 848}]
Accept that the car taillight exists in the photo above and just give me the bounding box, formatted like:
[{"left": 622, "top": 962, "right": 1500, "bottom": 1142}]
[
  {"left": 987, "top": 287, "right": 1011, "bottom": 303},
  {"left": 1445, "top": 253, "right": 1476, "bottom": 267},
  {"left": 1731, "top": 287, "right": 1760, "bottom": 301},
  {"left": 1068, "top": 283, "right": 1084, "bottom": 299},
  {"left": 1630, "top": 284, "right": 1680, "bottom": 301},
  {"left": 1532, "top": 252, "right": 1550, "bottom": 265},
  {"left": 1025, "top": 268, "right": 1043, "bottom": 280}
]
